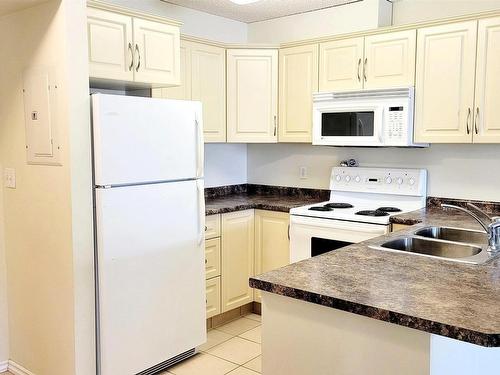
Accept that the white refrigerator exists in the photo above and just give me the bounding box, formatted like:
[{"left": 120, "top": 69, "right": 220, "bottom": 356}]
[{"left": 91, "top": 94, "right": 206, "bottom": 375}]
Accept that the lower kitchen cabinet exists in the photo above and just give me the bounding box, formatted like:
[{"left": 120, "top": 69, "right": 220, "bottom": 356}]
[
  {"left": 221, "top": 210, "right": 255, "bottom": 312},
  {"left": 254, "top": 210, "right": 290, "bottom": 302},
  {"left": 392, "top": 223, "right": 412, "bottom": 232},
  {"left": 206, "top": 277, "right": 221, "bottom": 319},
  {"left": 205, "top": 238, "right": 221, "bottom": 280}
]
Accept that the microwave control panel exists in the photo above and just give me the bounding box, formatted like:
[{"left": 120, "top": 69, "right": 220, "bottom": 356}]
[{"left": 385, "top": 106, "right": 407, "bottom": 142}]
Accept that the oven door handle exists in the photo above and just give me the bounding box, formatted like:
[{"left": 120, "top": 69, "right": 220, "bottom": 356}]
[{"left": 291, "top": 217, "right": 387, "bottom": 233}]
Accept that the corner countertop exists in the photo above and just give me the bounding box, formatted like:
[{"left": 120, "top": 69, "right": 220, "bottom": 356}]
[
  {"left": 204, "top": 185, "right": 330, "bottom": 216},
  {"left": 250, "top": 207, "right": 500, "bottom": 347}
]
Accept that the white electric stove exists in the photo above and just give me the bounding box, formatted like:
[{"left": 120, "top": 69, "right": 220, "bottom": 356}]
[{"left": 289, "top": 167, "right": 427, "bottom": 263}]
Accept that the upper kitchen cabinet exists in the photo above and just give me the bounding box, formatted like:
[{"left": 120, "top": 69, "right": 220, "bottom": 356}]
[
  {"left": 319, "top": 37, "right": 364, "bottom": 92},
  {"left": 226, "top": 49, "right": 278, "bottom": 143},
  {"left": 153, "top": 40, "right": 226, "bottom": 142},
  {"left": 87, "top": 2, "right": 181, "bottom": 88},
  {"left": 279, "top": 44, "right": 318, "bottom": 143},
  {"left": 364, "top": 30, "right": 416, "bottom": 89},
  {"left": 87, "top": 8, "right": 134, "bottom": 82},
  {"left": 319, "top": 31, "right": 416, "bottom": 92},
  {"left": 474, "top": 16, "right": 500, "bottom": 143},
  {"left": 190, "top": 42, "right": 227, "bottom": 142},
  {"left": 414, "top": 21, "right": 477, "bottom": 143}
]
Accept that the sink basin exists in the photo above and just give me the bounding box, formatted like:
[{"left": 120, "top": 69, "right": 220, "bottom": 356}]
[
  {"left": 414, "top": 226, "right": 487, "bottom": 245},
  {"left": 379, "top": 237, "right": 482, "bottom": 259}
]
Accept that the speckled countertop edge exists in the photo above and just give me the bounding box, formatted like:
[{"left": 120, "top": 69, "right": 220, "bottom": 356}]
[{"left": 250, "top": 207, "right": 500, "bottom": 347}]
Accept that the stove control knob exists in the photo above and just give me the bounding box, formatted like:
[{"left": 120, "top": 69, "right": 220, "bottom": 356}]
[
  {"left": 335, "top": 174, "right": 342, "bottom": 182},
  {"left": 397, "top": 177, "right": 404, "bottom": 185},
  {"left": 385, "top": 177, "right": 392, "bottom": 184},
  {"left": 409, "top": 177, "right": 415, "bottom": 186},
  {"left": 345, "top": 175, "right": 351, "bottom": 182},
  {"left": 355, "top": 175, "right": 361, "bottom": 183}
]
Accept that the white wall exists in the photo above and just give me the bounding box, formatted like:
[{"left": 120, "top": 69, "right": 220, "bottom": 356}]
[
  {"left": 102, "top": 0, "right": 247, "bottom": 43},
  {"left": 392, "top": 0, "right": 500, "bottom": 25},
  {"left": 0, "top": 1, "right": 92, "bottom": 374},
  {"left": 0, "top": 164, "right": 9, "bottom": 368},
  {"left": 247, "top": 144, "right": 500, "bottom": 201},
  {"left": 204, "top": 144, "right": 247, "bottom": 188},
  {"left": 247, "top": 0, "right": 392, "bottom": 44}
]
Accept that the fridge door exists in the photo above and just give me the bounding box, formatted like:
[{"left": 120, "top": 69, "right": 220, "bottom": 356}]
[
  {"left": 92, "top": 94, "right": 204, "bottom": 186},
  {"left": 95, "top": 179, "right": 206, "bottom": 375}
]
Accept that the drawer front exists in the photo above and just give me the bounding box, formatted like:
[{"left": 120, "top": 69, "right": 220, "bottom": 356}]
[
  {"left": 206, "top": 277, "right": 221, "bottom": 319},
  {"left": 205, "top": 214, "right": 221, "bottom": 239},
  {"left": 205, "top": 238, "right": 221, "bottom": 279}
]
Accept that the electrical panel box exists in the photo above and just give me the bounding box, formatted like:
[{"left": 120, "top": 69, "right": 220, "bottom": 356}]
[{"left": 23, "top": 67, "right": 61, "bottom": 165}]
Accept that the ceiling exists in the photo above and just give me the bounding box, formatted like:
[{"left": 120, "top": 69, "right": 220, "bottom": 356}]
[
  {"left": 0, "top": 0, "right": 48, "bottom": 17},
  {"left": 162, "top": 0, "right": 361, "bottom": 23}
]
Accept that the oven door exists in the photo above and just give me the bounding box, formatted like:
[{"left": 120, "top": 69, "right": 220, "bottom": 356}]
[
  {"left": 312, "top": 103, "right": 384, "bottom": 146},
  {"left": 289, "top": 215, "right": 389, "bottom": 263}
]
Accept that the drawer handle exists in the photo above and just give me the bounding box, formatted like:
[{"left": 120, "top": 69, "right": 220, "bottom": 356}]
[
  {"left": 205, "top": 259, "right": 208, "bottom": 264},
  {"left": 205, "top": 226, "right": 208, "bottom": 231}
]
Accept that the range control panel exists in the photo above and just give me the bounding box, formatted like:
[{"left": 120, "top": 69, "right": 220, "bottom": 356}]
[{"left": 330, "top": 167, "right": 427, "bottom": 197}]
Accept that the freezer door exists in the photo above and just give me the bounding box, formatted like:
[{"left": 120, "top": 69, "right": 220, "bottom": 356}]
[
  {"left": 92, "top": 94, "right": 204, "bottom": 186},
  {"left": 95, "top": 180, "right": 206, "bottom": 375}
]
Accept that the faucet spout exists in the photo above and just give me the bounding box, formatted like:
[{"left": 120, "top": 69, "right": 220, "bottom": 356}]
[{"left": 441, "top": 204, "right": 500, "bottom": 253}]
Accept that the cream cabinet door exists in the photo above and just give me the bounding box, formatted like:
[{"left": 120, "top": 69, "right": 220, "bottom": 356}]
[
  {"left": 221, "top": 210, "right": 255, "bottom": 312},
  {"left": 474, "top": 17, "right": 500, "bottom": 143},
  {"left": 87, "top": 8, "right": 134, "bottom": 81},
  {"left": 319, "top": 37, "right": 364, "bottom": 92},
  {"left": 227, "top": 49, "right": 278, "bottom": 143},
  {"left": 206, "top": 277, "right": 221, "bottom": 319},
  {"left": 190, "top": 42, "right": 227, "bottom": 143},
  {"left": 279, "top": 45, "right": 319, "bottom": 143},
  {"left": 133, "top": 18, "right": 180, "bottom": 86},
  {"left": 254, "top": 210, "right": 290, "bottom": 303},
  {"left": 414, "top": 21, "right": 477, "bottom": 143},
  {"left": 152, "top": 42, "right": 191, "bottom": 100},
  {"left": 364, "top": 30, "right": 416, "bottom": 89}
]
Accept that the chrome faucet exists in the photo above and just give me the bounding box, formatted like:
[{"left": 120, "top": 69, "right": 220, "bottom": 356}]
[{"left": 442, "top": 203, "right": 500, "bottom": 252}]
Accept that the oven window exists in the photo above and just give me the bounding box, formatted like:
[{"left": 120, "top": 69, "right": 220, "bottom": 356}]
[
  {"left": 311, "top": 237, "right": 353, "bottom": 257},
  {"left": 321, "top": 112, "right": 375, "bottom": 137}
]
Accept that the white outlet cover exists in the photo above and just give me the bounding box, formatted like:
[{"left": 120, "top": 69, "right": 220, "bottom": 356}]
[
  {"left": 4, "top": 168, "right": 16, "bottom": 189},
  {"left": 299, "top": 166, "right": 308, "bottom": 179}
]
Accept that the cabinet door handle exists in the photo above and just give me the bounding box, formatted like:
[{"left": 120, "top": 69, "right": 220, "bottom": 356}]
[
  {"left": 287, "top": 224, "right": 290, "bottom": 240},
  {"left": 363, "top": 57, "right": 367, "bottom": 82},
  {"left": 128, "top": 42, "right": 134, "bottom": 71},
  {"left": 135, "top": 44, "right": 141, "bottom": 72},
  {"left": 466, "top": 107, "right": 471, "bottom": 135},
  {"left": 357, "top": 58, "right": 361, "bottom": 82},
  {"left": 273, "top": 115, "right": 277, "bottom": 137},
  {"left": 475, "top": 107, "right": 480, "bottom": 135}
]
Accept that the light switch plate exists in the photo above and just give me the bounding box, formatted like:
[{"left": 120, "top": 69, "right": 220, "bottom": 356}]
[{"left": 4, "top": 168, "right": 16, "bottom": 189}]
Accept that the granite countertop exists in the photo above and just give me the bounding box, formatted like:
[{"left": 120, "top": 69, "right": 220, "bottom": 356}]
[
  {"left": 204, "top": 185, "right": 330, "bottom": 216},
  {"left": 250, "top": 207, "right": 500, "bottom": 347}
]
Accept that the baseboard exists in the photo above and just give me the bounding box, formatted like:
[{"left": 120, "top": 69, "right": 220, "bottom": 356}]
[
  {"left": 8, "top": 361, "right": 36, "bottom": 375},
  {"left": 0, "top": 360, "right": 8, "bottom": 372}
]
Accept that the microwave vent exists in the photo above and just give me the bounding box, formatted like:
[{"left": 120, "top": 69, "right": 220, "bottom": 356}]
[{"left": 313, "top": 87, "right": 414, "bottom": 102}]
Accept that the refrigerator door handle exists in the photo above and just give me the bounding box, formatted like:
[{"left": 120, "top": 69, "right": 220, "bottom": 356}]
[
  {"left": 195, "top": 114, "right": 204, "bottom": 178},
  {"left": 196, "top": 179, "right": 205, "bottom": 246}
]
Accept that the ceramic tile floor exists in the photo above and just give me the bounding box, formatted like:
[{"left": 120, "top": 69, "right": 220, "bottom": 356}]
[{"left": 163, "top": 314, "right": 262, "bottom": 375}]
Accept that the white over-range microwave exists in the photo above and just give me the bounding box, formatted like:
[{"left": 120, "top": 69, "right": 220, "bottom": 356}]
[{"left": 312, "top": 87, "right": 427, "bottom": 147}]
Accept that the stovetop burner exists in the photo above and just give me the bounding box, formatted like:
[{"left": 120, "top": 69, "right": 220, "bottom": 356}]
[
  {"left": 309, "top": 206, "right": 333, "bottom": 212},
  {"left": 324, "top": 202, "right": 354, "bottom": 209},
  {"left": 376, "top": 207, "right": 402, "bottom": 213},
  {"left": 355, "top": 210, "right": 390, "bottom": 217}
]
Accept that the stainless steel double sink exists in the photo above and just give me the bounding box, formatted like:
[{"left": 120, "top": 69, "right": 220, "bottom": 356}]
[{"left": 370, "top": 226, "right": 497, "bottom": 265}]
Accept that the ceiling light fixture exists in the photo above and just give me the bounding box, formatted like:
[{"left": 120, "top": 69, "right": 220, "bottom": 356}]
[{"left": 229, "top": 0, "right": 261, "bottom": 4}]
